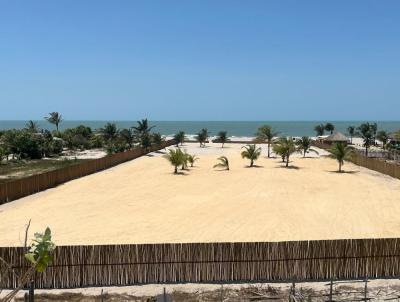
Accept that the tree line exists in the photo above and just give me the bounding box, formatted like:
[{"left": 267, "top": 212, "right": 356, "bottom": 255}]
[{"left": 0, "top": 113, "right": 165, "bottom": 162}]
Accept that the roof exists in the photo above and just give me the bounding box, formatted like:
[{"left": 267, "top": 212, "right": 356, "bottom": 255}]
[{"left": 323, "top": 132, "right": 348, "bottom": 142}]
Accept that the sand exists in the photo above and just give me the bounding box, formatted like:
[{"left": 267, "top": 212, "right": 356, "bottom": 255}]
[{"left": 0, "top": 142, "right": 399, "bottom": 247}]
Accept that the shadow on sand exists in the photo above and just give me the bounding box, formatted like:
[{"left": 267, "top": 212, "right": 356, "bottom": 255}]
[{"left": 327, "top": 170, "right": 360, "bottom": 174}]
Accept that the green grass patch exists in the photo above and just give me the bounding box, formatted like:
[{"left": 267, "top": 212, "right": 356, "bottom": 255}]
[{"left": 0, "top": 158, "right": 88, "bottom": 184}]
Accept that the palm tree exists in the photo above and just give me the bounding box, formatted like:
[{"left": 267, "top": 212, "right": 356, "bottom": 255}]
[
  {"left": 273, "top": 137, "right": 298, "bottom": 167},
  {"left": 376, "top": 130, "right": 389, "bottom": 149},
  {"left": 164, "top": 148, "right": 184, "bottom": 174},
  {"left": 151, "top": 132, "right": 164, "bottom": 147},
  {"left": 187, "top": 154, "right": 198, "bottom": 167},
  {"left": 347, "top": 126, "right": 355, "bottom": 144},
  {"left": 256, "top": 125, "right": 278, "bottom": 157},
  {"left": 25, "top": 120, "right": 40, "bottom": 133},
  {"left": 174, "top": 131, "right": 185, "bottom": 147},
  {"left": 216, "top": 131, "right": 229, "bottom": 148},
  {"left": 45, "top": 112, "right": 62, "bottom": 132},
  {"left": 196, "top": 128, "right": 208, "bottom": 147},
  {"left": 241, "top": 144, "right": 261, "bottom": 167},
  {"left": 324, "top": 122, "right": 335, "bottom": 134},
  {"left": 119, "top": 128, "right": 135, "bottom": 148},
  {"left": 213, "top": 156, "right": 229, "bottom": 170},
  {"left": 314, "top": 124, "right": 325, "bottom": 136},
  {"left": 98, "top": 122, "right": 118, "bottom": 142},
  {"left": 132, "top": 119, "right": 155, "bottom": 138},
  {"left": 296, "top": 136, "right": 319, "bottom": 157},
  {"left": 330, "top": 143, "right": 354, "bottom": 172},
  {"left": 357, "top": 122, "right": 374, "bottom": 157}
]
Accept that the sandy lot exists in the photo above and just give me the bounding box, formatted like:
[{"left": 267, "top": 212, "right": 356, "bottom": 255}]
[{"left": 0, "top": 142, "right": 399, "bottom": 246}]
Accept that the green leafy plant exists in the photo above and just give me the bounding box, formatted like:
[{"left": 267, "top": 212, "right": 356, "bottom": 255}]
[
  {"left": 25, "top": 227, "right": 56, "bottom": 273},
  {"left": 256, "top": 125, "right": 278, "bottom": 158}
]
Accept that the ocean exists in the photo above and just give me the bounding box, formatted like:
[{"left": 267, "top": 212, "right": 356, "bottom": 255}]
[{"left": 1, "top": 121, "right": 399, "bottom": 137}]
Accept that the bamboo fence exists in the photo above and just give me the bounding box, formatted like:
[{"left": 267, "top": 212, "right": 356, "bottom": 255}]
[
  {"left": 0, "top": 140, "right": 175, "bottom": 205},
  {"left": 1, "top": 238, "right": 400, "bottom": 289},
  {"left": 313, "top": 141, "right": 400, "bottom": 179}
]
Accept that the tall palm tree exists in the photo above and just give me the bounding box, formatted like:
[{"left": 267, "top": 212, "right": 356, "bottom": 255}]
[
  {"left": 325, "top": 122, "right": 335, "bottom": 134},
  {"left": 164, "top": 148, "right": 184, "bottom": 174},
  {"left": 347, "top": 126, "right": 355, "bottom": 144},
  {"left": 98, "top": 122, "right": 118, "bottom": 142},
  {"left": 376, "top": 130, "right": 389, "bottom": 149},
  {"left": 25, "top": 120, "right": 40, "bottom": 133},
  {"left": 187, "top": 154, "right": 198, "bottom": 167},
  {"left": 45, "top": 112, "right": 62, "bottom": 132},
  {"left": 273, "top": 137, "right": 298, "bottom": 167},
  {"left": 241, "top": 144, "right": 261, "bottom": 167},
  {"left": 213, "top": 156, "right": 229, "bottom": 170},
  {"left": 330, "top": 143, "right": 354, "bottom": 172},
  {"left": 216, "top": 131, "right": 229, "bottom": 148},
  {"left": 296, "top": 136, "right": 319, "bottom": 157},
  {"left": 174, "top": 131, "right": 185, "bottom": 147},
  {"left": 196, "top": 128, "right": 208, "bottom": 147},
  {"left": 357, "top": 122, "right": 374, "bottom": 157},
  {"left": 314, "top": 124, "right": 325, "bottom": 136},
  {"left": 256, "top": 125, "right": 278, "bottom": 157}
]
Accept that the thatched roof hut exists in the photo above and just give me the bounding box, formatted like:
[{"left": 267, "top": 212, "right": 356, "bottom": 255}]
[{"left": 323, "top": 132, "right": 349, "bottom": 144}]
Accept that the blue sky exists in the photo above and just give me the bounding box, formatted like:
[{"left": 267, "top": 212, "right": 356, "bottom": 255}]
[{"left": 0, "top": 1, "right": 399, "bottom": 121}]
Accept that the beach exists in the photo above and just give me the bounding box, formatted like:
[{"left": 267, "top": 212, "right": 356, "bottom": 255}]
[{"left": 0, "top": 142, "right": 399, "bottom": 247}]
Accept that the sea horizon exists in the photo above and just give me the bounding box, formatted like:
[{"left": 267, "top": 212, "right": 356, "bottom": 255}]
[{"left": 1, "top": 120, "right": 399, "bottom": 137}]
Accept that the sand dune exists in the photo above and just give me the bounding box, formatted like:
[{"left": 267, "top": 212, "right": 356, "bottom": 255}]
[{"left": 0, "top": 143, "right": 399, "bottom": 246}]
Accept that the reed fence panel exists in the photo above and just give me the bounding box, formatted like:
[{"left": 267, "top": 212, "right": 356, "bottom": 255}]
[
  {"left": 0, "top": 140, "right": 175, "bottom": 205},
  {"left": 1, "top": 239, "right": 400, "bottom": 289}
]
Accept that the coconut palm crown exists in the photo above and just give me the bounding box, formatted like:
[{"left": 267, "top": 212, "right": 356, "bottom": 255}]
[
  {"left": 241, "top": 144, "right": 261, "bottom": 167},
  {"left": 45, "top": 112, "right": 62, "bottom": 132},
  {"left": 314, "top": 124, "right": 325, "bottom": 136},
  {"left": 325, "top": 122, "right": 335, "bottom": 134},
  {"left": 330, "top": 143, "right": 354, "bottom": 172},
  {"left": 256, "top": 125, "right": 278, "bottom": 157}
]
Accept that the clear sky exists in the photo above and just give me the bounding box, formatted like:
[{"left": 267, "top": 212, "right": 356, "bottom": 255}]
[{"left": 0, "top": 1, "right": 399, "bottom": 121}]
